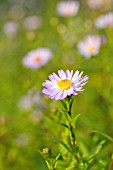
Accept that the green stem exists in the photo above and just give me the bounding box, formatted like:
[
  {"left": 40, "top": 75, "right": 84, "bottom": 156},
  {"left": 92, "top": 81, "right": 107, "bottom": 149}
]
[
  {"left": 69, "top": 122, "right": 76, "bottom": 147},
  {"left": 108, "top": 159, "right": 113, "bottom": 170},
  {"left": 67, "top": 98, "right": 79, "bottom": 164}
]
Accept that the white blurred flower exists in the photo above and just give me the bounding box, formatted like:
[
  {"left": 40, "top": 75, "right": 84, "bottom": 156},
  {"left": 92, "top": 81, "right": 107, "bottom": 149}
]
[
  {"left": 56, "top": 1, "right": 80, "bottom": 17},
  {"left": 22, "top": 16, "right": 42, "bottom": 30},
  {"left": 15, "top": 133, "right": 30, "bottom": 147},
  {"left": 18, "top": 90, "right": 46, "bottom": 110},
  {"left": 22, "top": 48, "right": 52, "bottom": 69},
  {"left": 95, "top": 13, "right": 113, "bottom": 28},
  {"left": 87, "top": 0, "right": 104, "bottom": 9},
  {"left": 78, "top": 35, "right": 103, "bottom": 58},
  {"left": 87, "top": 0, "right": 112, "bottom": 10},
  {"left": 30, "top": 110, "right": 43, "bottom": 123},
  {"left": 3, "top": 21, "right": 18, "bottom": 36},
  {"left": 18, "top": 95, "right": 33, "bottom": 110}
]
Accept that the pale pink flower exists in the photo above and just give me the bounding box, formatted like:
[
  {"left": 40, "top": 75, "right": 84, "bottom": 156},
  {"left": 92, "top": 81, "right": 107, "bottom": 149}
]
[
  {"left": 42, "top": 70, "right": 88, "bottom": 100},
  {"left": 3, "top": 21, "right": 18, "bottom": 36},
  {"left": 22, "top": 48, "right": 52, "bottom": 69},
  {"left": 56, "top": 1, "right": 80, "bottom": 17},
  {"left": 95, "top": 13, "right": 113, "bottom": 28},
  {"left": 78, "top": 35, "right": 103, "bottom": 58},
  {"left": 22, "top": 16, "right": 42, "bottom": 30}
]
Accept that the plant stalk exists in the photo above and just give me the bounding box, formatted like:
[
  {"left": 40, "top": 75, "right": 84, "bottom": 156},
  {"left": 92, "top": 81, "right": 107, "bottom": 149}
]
[
  {"left": 108, "top": 159, "right": 113, "bottom": 170},
  {"left": 67, "top": 98, "right": 79, "bottom": 164}
]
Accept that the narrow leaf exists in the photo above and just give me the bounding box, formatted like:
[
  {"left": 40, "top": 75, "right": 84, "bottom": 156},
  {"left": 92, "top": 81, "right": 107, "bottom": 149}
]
[
  {"left": 87, "top": 140, "right": 106, "bottom": 161},
  {"left": 54, "top": 136, "right": 71, "bottom": 153},
  {"left": 55, "top": 153, "right": 60, "bottom": 161},
  {"left": 91, "top": 130, "right": 113, "bottom": 142},
  {"left": 69, "top": 97, "right": 74, "bottom": 111},
  {"left": 59, "top": 123, "right": 69, "bottom": 130},
  {"left": 72, "top": 114, "right": 81, "bottom": 128},
  {"left": 60, "top": 141, "right": 71, "bottom": 153},
  {"left": 60, "top": 100, "right": 67, "bottom": 110}
]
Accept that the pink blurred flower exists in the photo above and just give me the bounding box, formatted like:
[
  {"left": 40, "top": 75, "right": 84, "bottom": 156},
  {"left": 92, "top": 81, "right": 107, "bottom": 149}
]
[
  {"left": 22, "top": 16, "right": 42, "bottom": 30},
  {"left": 3, "top": 21, "right": 18, "bottom": 36},
  {"left": 22, "top": 48, "right": 52, "bottom": 69},
  {"left": 78, "top": 35, "right": 103, "bottom": 58},
  {"left": 95, "top": 13, "right": 113, "bottom": 28},
  {"left": 56, "top": 1, "right": 80, "bottom": 17}
]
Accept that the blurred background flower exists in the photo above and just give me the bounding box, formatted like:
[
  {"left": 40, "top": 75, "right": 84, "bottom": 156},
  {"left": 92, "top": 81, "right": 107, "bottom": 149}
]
[
  {"left": 22, "top": 48, "right": 52, "bottom": 69},
  {"left": 56, "top": 1, "right": 80, "bottom": 17},
  {"left": 78, "top": 35, "right": 105, "bottom": 58},
  {"left": 22, "top": 16, "right": 42, "bottom": 30},
  {"left": 95, "top": 13, "right": 113, "bottom": 28},
  {"left": 3, "top": 21, "right": 19, "bottom": 37}
]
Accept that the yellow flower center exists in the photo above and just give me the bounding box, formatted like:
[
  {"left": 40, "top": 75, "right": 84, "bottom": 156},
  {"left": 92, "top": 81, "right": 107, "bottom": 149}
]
[
  {"left": 34, "top": 56, "right": 41, "bottom": 63},
  {"left": 88, "top": 46, "right": 95, "bottom": 53},
  {"left": 58, "top": 79, "right": 72, "bottom": 90}
]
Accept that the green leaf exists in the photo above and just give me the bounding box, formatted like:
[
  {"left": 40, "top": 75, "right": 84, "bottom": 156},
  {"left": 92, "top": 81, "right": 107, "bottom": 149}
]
[
  {"left": 72, "top": 145, "right": 79, "bottom": 154},
  {"left": 87, "top": 140, "right": 106, "bottom": 162},
  {"left": 38, "top": 150, "right": 45, "bottom": 158},
  {"left": 91, "top": 130, "right": 113, "bottom": 142},
  {"left": 59, "top": 141, "right": 71, "bottom": 153},
  {"left": 54, "top": 136, "right": 71, "bottom": 153},
  {"left": 55, "top": 153, "right": 60, "bottom": 161},
  {"left": 59, "top": 123, "right": 69, "bottom": 130},
  {"left": 72, "top": 114, "right": 81, "bottom": 129},
  {"left": 72, "top": 130, "right": 76, "bottom": 141},
  {"left": 60, "top": 100, "right": 67, "bottom": 110},
  {"left": 46, "top": 160, "right": 52, "bottom": 169},
  {"left": 69, "top": 97, "right": 74, "bottom": 111}
]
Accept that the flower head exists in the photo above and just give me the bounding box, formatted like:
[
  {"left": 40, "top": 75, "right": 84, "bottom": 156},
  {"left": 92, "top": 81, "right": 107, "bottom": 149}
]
[
  {"left": 87, "top": 0, "right": 111, "bottom": 10},
  {"left": 3, "top": 21, "right": 18, "bottom": 36},
  {"left": 95, "top": 13, "right": 113, "bottom": 28},
  {"left": 87, "top": 0, "right": 104, "bottom": 9},
  {"left": 22, "top": 16, "right": 42, "bottom": 30},
  {"left": 42, "top": 70, "right": 88, "bottom": 100},
  {"left": 56, "top": 1, "right": 80, "bottom": 17},
  {"left": 22, "top": 48, "right": 52, "bottom": 69},
  {"left": 78, "top": 35, "right": 103, "bottom": 58}
]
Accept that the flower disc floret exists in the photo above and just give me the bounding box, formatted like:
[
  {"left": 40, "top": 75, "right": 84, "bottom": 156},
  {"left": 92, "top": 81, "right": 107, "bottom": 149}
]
[
  {"left": 58, "top": 79, "right": 72, "bottom": 90},
  {"left": 42, "top": 70, "right": 88, "bottom": 100}
]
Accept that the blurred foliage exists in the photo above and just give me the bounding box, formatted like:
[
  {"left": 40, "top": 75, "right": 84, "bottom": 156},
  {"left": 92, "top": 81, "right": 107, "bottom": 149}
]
[{"left": 0, "top": 0, "right": 113, "bottom": 169}]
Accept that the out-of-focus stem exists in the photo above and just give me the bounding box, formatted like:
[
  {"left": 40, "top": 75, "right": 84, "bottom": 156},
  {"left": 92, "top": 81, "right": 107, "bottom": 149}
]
[{"left": 108, "top": 159, "right": 113, "bottom": 170}]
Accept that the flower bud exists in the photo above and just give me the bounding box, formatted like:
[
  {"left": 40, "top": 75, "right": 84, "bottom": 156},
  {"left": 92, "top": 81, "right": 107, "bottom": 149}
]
[{"left": 42, "top": 148, "right": 51, "bottom": 157}]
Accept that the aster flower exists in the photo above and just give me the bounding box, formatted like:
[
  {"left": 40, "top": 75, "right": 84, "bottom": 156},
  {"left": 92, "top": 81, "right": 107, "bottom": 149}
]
[
  {"left": 22, "top": 48, "right": 52, "bottom": 69},
  {"left": 78, "top": 35, "right": 103, "bottom": 58},
  {"left": 56, "top": 1, "right": 80, "bottom": 17},
  {"left": 87, "top": 0, "right": 112, "bottom": 10},
  {"left": 22, "top": 16, "right": 42, "bottom": 30},
  {"left": 87, "top": 0, "right": 104, "bottom": 9},
  {"left": 15, "top": 133, "right": 30, "bottom": 147},
  {"left": 95, "top": 13, "right": 113, "bottom": 28},
  {"left": 42, "top": 70, "right": 88, "bottom": 100},
  {"left": 18, "top": 90, "right": 46, "bottom": 110},
  {"left": 3, "top": 21, "right": 18, "bottom": 36}
]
